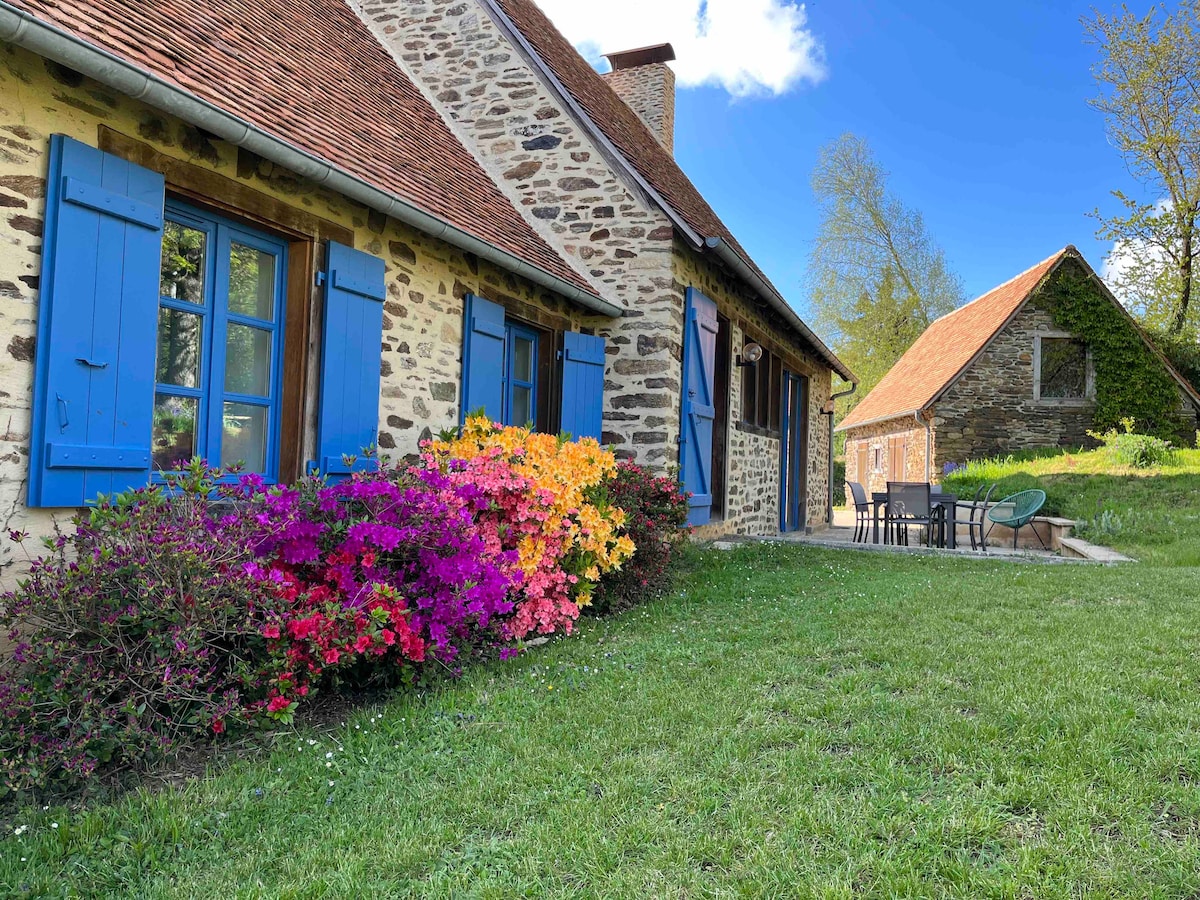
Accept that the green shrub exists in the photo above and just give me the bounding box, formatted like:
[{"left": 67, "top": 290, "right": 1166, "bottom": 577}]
[
  {"left": 1088, "top": 418, "right": 1175, "bottom": 468},
  {"left": 590, "top": 462, "right": 690, "bottom": 615}
]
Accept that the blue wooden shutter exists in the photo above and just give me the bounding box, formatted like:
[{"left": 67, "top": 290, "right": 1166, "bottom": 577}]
[
  {"left": 679, "top": 288, "right": 718, "bottom": 526},
  {"left": 559, "top": 331, "right": 606, "bottom": 441},
  {"left": 461, "top": 293, "right": 505, "bottom": 422},
  {"left": 313, "top": 241, "right": 386, "bottom": 477},
  {"left": 29, "top": 135, "right": 164, "bottom": 507}
]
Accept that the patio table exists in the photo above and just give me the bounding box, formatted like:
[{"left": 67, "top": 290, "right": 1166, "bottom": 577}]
[{"left": 871, "top": 487, "right": 959, "bottom": 549}]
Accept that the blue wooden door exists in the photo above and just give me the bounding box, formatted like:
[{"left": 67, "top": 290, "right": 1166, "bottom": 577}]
[
  {"left": 30, "top": 135, "right": 164, "bottom": 507},
  {"left": 313, "top": 241, "right": 386, "bottom": 479},
  {"left": 680, "top": 288, "right": 718, "bottom": 526},
  {"left": 779, "top": 371, "right": 809, "bottom": 532}
]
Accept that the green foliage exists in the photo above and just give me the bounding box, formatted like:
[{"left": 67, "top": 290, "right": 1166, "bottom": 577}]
[
  {"left": 1084, "top": 0, "right": 1200, "bottom": 335},
  {"left": 1088, "top": 417, "right": 1176, "bottom": 468},
  {"left": 590, "top": 462, "right": 690, "bottom": 616},
  {"left": 8, "top": 545, "right": 1200, "bottom": 894},
  {"left": 1144, "top": 324, "right": 1200, "bottom": 391},
  {"left": 807, "top": 134, "right": 964, "bottom": 406},
  {"left": 940, "top": 445, "right": 1200, "bottom": 565},
  {"left": 832, "top": 457, "right": 846, "bottom": 505},
  {"left": 1041, "top": 265, "right": 1186, "bottom": 437}
]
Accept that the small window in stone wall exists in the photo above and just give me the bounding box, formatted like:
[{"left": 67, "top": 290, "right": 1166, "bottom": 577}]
[
  {"left": 1037, "top": 335, "right": 1090, "bottom": 400},
  {"left": 740, "top": 337, "right": 782, "bottom": 432}
]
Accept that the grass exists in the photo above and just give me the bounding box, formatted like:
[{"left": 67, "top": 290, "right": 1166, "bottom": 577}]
[
  {"left": 942, "top": 446, "right": 1200, "bottom": 566},
  {"left": 4, "top": 543, "right": 1200, "bottom": 897}
]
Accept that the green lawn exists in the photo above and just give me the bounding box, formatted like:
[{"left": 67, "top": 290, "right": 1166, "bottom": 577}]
[
  {"left": 5, "top": 544, "right": 1200, "bottom": 897},
  {"left": 942, "top": 447, "right": 1200, "bottom": 566}
]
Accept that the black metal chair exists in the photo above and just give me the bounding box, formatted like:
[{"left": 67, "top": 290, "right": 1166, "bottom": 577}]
[
  {"left": 847, "top": 481, "right": 872, "bottom": 543},
  {"left": 963, "top": 482, "right": 999, "bottom": 552},
  {"left": 885, "top": 482, "right": 935, "bottom": 547}
]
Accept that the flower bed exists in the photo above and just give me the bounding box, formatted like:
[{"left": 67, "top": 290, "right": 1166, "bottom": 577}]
[{"left": 0, "top": 418, "right": 685, "bottom": 795}]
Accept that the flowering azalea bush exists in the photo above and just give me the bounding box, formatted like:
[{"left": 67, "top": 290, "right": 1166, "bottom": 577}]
[
  {"left": 590, "top": 461, "right": 690, "bottom": 614},
  {"left": 0, "top": 424, "right": 674, "bottom": 795},
  {"left": 0, "top": 463, "right": 287, "bottom": 795},
  {"left": 425, "top": 416, "right": 635, "bottom": 636},
  {"left": 245, "top": 465, "right": 521, "bottom": 714}
]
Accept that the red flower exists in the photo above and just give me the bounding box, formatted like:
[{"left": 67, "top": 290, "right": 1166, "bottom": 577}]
[
  {"left": 354, "top": 634, "right": 371, "bottom": 654},
  {"left": 262, "top": 623, "right": 281, "bottom": 639},
  {"left": 267, "top": 696, "right": 291, "bottom": 713},
  {"left": 211, "top": 718, "right": 226, "bottom": 735},
  {"left": 323, "top": 648, "right": 341, "bottom": 665}
]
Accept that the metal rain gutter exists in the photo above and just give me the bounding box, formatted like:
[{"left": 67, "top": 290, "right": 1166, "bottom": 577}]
[
  {"left": 0, "top": 2, "right": 623, "bottom": 320},
  {"left": 703, "top": 236, "right": 855, "bottom": 383}
]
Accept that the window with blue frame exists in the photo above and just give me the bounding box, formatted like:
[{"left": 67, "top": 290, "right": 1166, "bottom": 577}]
[
  {"left": 154, "top": 201, "right": 286, "bottom": 479},
  {"left": 504, "top": 322, "right": 538, "bottom": 427}
]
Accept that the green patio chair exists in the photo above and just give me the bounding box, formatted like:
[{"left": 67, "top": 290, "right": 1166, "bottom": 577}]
[{"left": 985, "top": 489, "right": 1048, "bottom": 550}]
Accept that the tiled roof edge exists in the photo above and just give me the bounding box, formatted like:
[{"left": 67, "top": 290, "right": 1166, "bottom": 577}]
[{"left": 0, "top": 0, "right": 621, "bottom": 317}]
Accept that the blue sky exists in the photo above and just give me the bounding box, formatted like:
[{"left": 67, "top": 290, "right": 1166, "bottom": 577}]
[{"left": 543, "top": 0, "right": 1167, "bottom": 315}]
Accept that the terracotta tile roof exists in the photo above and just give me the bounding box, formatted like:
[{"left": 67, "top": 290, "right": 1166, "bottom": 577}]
[
  {"left": 837, "top": 248, "right": 1070, "bottom": 431},
  {"left": 8, "top": 0, "right": 595, "bottom": 295},
  {"left": 491, "top": 1, "right": 804, "bottom": 316}
]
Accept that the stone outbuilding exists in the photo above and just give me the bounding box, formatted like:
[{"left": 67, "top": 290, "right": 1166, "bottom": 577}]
[
  {"left": 0, "top": 0, "right": 853, "bottom": 583},
  {"left": 838, "top": 247, "right": 1200, "bottom": 495}
]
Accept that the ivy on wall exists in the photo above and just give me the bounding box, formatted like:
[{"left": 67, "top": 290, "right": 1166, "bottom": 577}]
[{"left": 1040, "top": 262, "right": 1186, "bottom": 438}]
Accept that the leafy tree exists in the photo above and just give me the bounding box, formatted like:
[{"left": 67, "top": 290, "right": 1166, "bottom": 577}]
[
  {"left": 1084, "top": 1, "right": 1200, "bottom": 334},
  {"left": 807, "top": 134, "right": 964, "bottom": 409}
]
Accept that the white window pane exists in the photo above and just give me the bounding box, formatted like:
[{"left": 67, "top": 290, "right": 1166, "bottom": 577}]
[
  {"left": 160, "top": 222, "right": 206, "bottom": 304},
  {"left": 225, "top": 323, "right": 272, "bottom": 397},
  {"left": 221, "top": 402, "right": 268, "bottom": 471},
  {"left": 152, "top": 394, "right": 198, "bottom": 471},
  {"left": 1040, "top": 338, "right": 1087, "bottom": 398},
  {"left": 156, "top": 307, "right": 203, "bottom": 388},
  {"left": 513, "top": 336, "right": 534, "bottom": 383},
  {"left": 228, "top": 243, "right": 276, "bottom": 320},
  {"left": 511, "top": 384, "right": 532, "bottom": 426}
]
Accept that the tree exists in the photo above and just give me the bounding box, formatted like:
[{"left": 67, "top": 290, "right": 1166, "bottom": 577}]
[
  {"left": 1084, "top": 1, "right": 1200, "bottom": 335},
  {"left": 807, "top": 134, "right": 964, "bottom": 404}
]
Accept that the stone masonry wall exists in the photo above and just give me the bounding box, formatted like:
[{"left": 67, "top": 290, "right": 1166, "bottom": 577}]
[
  {"left": 935, "top": 281, "right": 1199, "bottom": 468},
  {"left": 934, "top": 287, "right": 1097, "bottom": 468},
  {"left": 601, "top": 64, "right": 675, "bottom": 153},
  {"left": 842, "top": 416, "right": 931, "bottom": 499},
  {"left": 675, "top": 239, "right": 834, "bottom": 538},
  {"left": 0, "top": 42, "right": 582, "bottom": 585},
  {"left": 355, "top": 0, "right": 686, "bottom": 468}
]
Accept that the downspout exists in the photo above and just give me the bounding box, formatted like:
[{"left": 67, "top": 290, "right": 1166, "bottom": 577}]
[
  {"left": 914, "top": 409, "right": 932, "bottom": 482},
  {"left": 824, "top": 382, "right": 856, "bottom": 524},
  {"left": 0, "top": 1, "right": 624, "bottom": 320}
]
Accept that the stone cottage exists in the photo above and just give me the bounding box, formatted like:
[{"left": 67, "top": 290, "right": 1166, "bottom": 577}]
[
  {"left": 838, "top": 246, "right": 1200, "bottom": 494},
  {"left": 0, "top": 0, "right": 852, "bottom": 581}
]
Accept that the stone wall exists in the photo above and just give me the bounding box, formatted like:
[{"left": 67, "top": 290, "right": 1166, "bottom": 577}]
[
  {"left": 601, "top": 64, "right": 675, "bottom": 153},
  {"left": 356, "top": 0, "right": 686, "bottom": 467},
  {"left": 842, "top": 416, "right": 931, "bottom": 498},
  {"left": 674, "top": 239, "right": 833, "bottom": 537},
  {"left": 0, "top": 42, "right": 581, "bottom": 585},
  {"left": 934, "top": 280, "right": 1200, "bottom": 467}
]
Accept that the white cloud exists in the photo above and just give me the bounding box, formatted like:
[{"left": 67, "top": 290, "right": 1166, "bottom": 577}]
[{"left": 534, "top": 0, "right": 826, "bottom": 97}]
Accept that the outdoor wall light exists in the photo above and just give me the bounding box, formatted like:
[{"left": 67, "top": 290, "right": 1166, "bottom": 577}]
[{"left": 736, "top": 341, "right": 764, "bottom": 367}]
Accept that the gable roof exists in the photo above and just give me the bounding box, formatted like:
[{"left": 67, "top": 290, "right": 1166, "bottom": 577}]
[
  {"left": 488, "top": 0, "right": 854, "bottom": 381},
  {"left": 0, "top": 0, "right": 603, "bottom": 306},
  {"left": 837, "top": 246, "right": 1200, "bottom": 432}
]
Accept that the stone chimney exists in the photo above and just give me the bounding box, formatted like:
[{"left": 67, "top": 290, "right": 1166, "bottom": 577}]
[{"left": 601, "top": 43, "right": 677, "bottom": 154}]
